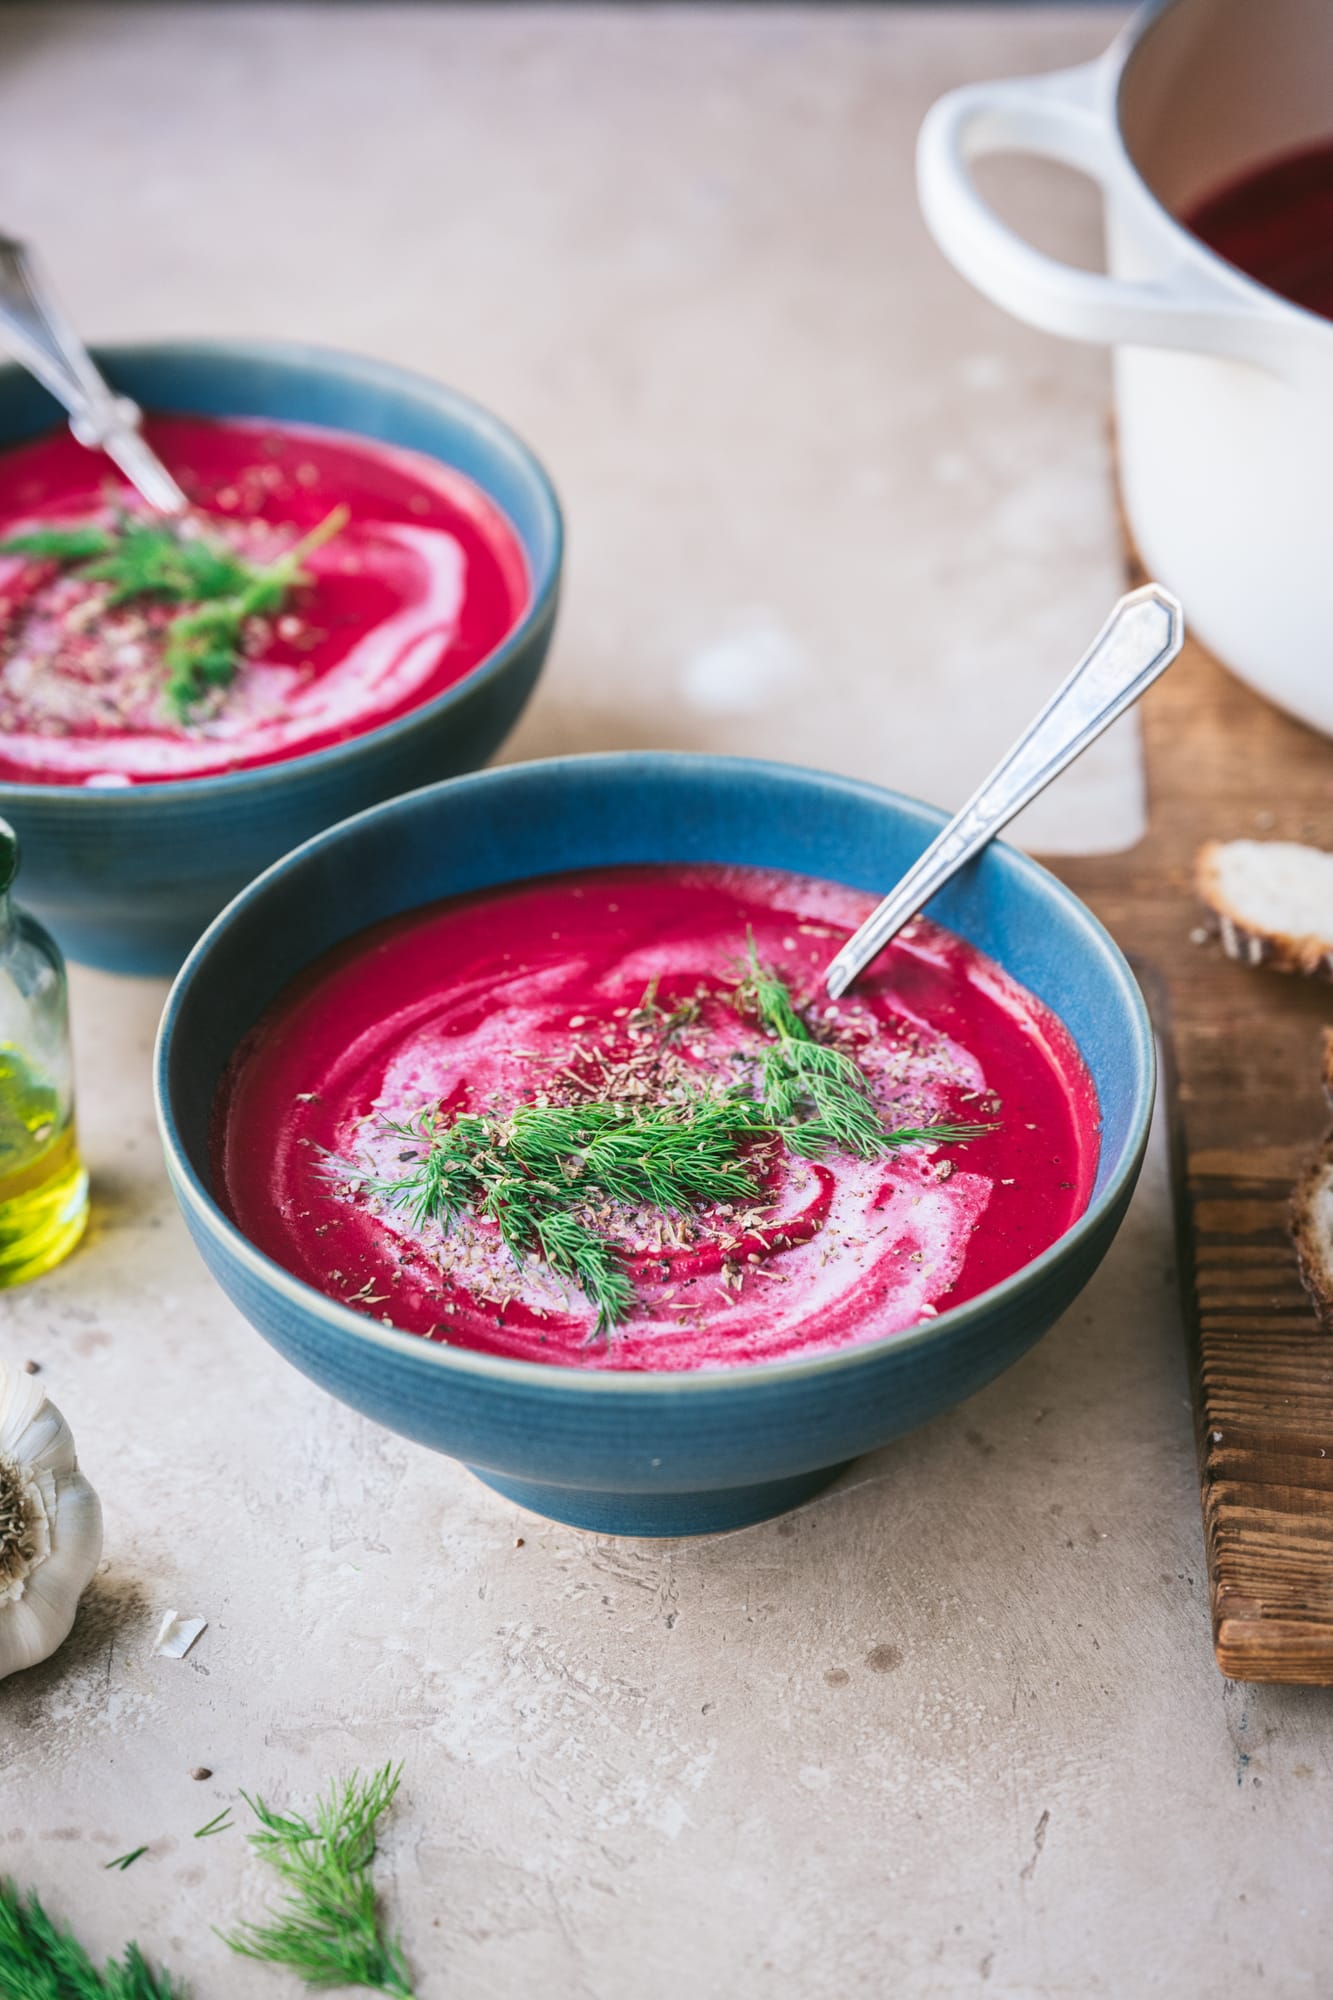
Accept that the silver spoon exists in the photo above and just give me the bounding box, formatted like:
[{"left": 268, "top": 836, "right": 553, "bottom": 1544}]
[
  {"left": 824, "top": 582, "right": 1184, "bottom": 999},
  {"left": 0, "top": 233, "right": 187, "bottom": 515}
]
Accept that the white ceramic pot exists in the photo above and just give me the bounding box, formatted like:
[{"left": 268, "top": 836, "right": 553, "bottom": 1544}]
[{"left": 918, "top": 0, "right": 1333, "bottom": 738}]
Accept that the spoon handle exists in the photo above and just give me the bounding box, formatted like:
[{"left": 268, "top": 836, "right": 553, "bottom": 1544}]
[
  {"left": 824, "top": 583, "right": 1184, "bottom": 999},
  {"left": 0, "top": 234, "right": 187, "bottom": 514}
]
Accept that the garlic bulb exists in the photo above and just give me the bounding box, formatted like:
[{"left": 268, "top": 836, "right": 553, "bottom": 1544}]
[{"left": 0, "top": 1359, "right": 102, "bottom": 1679}]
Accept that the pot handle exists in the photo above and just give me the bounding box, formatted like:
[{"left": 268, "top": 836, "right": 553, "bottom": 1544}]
[{"left": 917, "top": 60, "right": 1277, "bottom": 362}]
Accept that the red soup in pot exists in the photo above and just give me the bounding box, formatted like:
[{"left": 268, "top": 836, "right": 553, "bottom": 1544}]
[
  {"left": 214, "top": 863, "right": 1101, "bottom": 1374},
  {"left": 0, "top": 415, "right": 529, "bottom": 785},
  {"left": 1184, "top": 138, "right": 1333, "bottom": 321}
]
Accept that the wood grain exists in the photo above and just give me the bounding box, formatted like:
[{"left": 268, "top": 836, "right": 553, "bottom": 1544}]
[{"left": 1049, "top": 588, "right": 1333, "bottom": 1684}]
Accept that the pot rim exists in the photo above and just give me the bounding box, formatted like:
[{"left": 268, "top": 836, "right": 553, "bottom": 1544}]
[{"left": 1098, "top": 0, "right": 1333, "bottom": 344}]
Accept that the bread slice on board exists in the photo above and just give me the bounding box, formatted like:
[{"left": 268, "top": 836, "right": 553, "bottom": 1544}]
[
  {"left": 1293, "top": 1134, "right": 1333, "bottom": 1329},
  {"left": 1290, "top": 1030, "right": 1333, "bottom": 1327},
  {"left": 1197, "top": 839, "right": 1333, "bottom": 980}
]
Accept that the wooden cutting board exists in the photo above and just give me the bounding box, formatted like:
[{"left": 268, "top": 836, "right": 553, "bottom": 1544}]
[{"left": 1046, "top": 570, "right": 1333, "bottom": 1685}]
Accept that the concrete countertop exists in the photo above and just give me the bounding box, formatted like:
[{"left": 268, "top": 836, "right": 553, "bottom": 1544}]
[{"left": 4, "top": 9, "right": 1328, "bottom": 2000}]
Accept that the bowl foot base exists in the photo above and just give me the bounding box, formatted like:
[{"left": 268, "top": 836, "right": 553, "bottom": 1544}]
[{"left": 466, "top": 1462, "right": 852, "bottom": 1537}]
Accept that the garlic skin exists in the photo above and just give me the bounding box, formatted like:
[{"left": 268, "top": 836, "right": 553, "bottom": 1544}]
[{"left": 0, "top": 1360, "right": 102, "bottom": 1679}]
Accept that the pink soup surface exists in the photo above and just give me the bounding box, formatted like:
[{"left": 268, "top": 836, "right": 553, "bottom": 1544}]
[
  {"left": 0, "top": 415, "right": 529, "bottom": 784},
  {"left": 214, "top": 864, "right": 1101, "bottom": 1374}
]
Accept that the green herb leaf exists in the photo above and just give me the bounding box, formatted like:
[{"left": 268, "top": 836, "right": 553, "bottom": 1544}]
[
  {"left": 105, "top": 1846, "right": 149, "bottom": 1872},
  {"left": 344, "top": 947, "right": 994, "bottom": 1331},
  {"left": 0, "top": 525, "right": 114, "bottom": 563},
  {"left": 0, "top": 515, "right": 254, "bottom": 608},
  {"left": 533, "top": 1206, "right": 636, "bottom": 1329},
  {"left": 193, "top": 1809, "right": 234, "bottom": 1839},
  {"left": 0, "top": 1876, "right": 185, "bottom": 1997},
  {"left": 160, "top": 599, "right": 249, "bottom": 714},
  {"left": 735, "top": 933, "right": 996, "bottom": 1161},
  {"left": 161, "top": 503, "right": 347, "bottom": 720},
  {"left": 222, "top": 1762, "right": 416, "bottom": 1998},
  {"left": 77, "top": 517, "right": 255, "bottom": 609},
  {"left": 1, "top": 503, "right": 348, "bottom": 723},
  {"left": 353, "top": 1096, "right": 769, "bottom": 1331}
]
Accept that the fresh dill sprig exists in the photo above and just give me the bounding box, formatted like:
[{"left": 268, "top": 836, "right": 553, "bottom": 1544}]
[
  {"left": 504, "top": 1098, "right": 762, "bottom": 1210},
  {"left": 163, "top": 504, "right": 348, "bottom": 719},
  {"left": 346, "top": 950, "right": 994, "bottom": 1331},
  {"left": 0, "top": 523, "right": 115, "bottom": 563},
  {"left": 0, "top": 513, "right": 252, "bottom": 607},
  {"left": 0, "top": 503, "right": 348, "bottom": 723},
  {"left": 81, "top": 517, "right": 257, "bottom": 609},
  {"left": 355, "top": 1098, "right": 767, "bottom": 1331},
  {"left": 105, "top": 1845, "right": 149, "bottom": 1872},
  {"left": 222, "top": 1763, "right": 415, "bottom": 1999},
  {"left": 533, "top": 1206, "right": 635, "bottom": 1330},
  {"left": 736, "top": 933, "right": 994, "bottom": 1161},
  {"left": 735, "top": 939, "right": 808, "bottom": 1045},
  {"left": 0, "top": 1876, "right": 184, "bottom": 1998},
  {"left": 193, "top": 1809, "right": 234, "bottom": 1839}
]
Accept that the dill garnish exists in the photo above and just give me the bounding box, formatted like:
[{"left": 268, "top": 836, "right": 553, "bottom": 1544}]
[
  {"left": 80, "top": 518, "right": 256, "bottom": 608},
  {"left": 0, "top": 503, "right": 348, "bottom": 722},
  {"left": 222, "top": 1763, "right": 415, "bottom": 1998},
  {"left": 193, "top": 1808, "right": 234, "bottom": 1839},
  {"left": 341, "top": 953, "right": 995, "bottom": 1330},
  {"left": 0, "top": 524, "right": 115, "bottom": 563},
  {"left": 0, "top": 1876, "right": 184, "bottom": 1997},
  {"left": 163, "top": 505, "right": 348, "bottom": 719},
  {"left": 360, "top": 1099, "right": 767, "bottom": 1331},
  {"left": 105, "top": 1845, "right": 149, "bottom": 1872},
  {"left": 733, "top": 933, "right": 989, "bottom": 1161},
  {"left": 0, "top": 513, "right": 250, "bottom": 608}
]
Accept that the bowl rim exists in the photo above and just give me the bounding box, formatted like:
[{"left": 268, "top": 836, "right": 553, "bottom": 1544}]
[
  {"left": 0, "top": 336, "right": 563, "bottom": 807},
  {"left": 154, "top": 750, "right": 1156, "bottom": 1399}
]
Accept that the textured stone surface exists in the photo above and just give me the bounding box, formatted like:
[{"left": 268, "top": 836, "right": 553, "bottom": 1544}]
[{"left": 4, "top": 9, "right": 1329, "bottom": 2000}]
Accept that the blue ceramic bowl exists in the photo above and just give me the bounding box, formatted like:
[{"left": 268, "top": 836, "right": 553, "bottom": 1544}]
[
  {"left": 154, "top": 754, "right": 1154, "bottom": 1537},
  {"left": 0, "top": 340, "right": 562, "bottom": 975}
]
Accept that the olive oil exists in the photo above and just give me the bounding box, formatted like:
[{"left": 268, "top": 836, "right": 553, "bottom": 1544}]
[
  {"left": 0, "top": 816, "right": 87, "bottom": 1286},
  {"left": 0, "top": 1046, "right": 87, "bottom": 1286}
]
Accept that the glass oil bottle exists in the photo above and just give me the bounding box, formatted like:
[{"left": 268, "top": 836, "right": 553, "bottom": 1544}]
[{"left": 0, "top": 818, "right": 88, "bottom": 1285}]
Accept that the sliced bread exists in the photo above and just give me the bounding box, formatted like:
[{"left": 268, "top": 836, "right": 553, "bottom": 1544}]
[
  {"left": 1197, "top": 839, "right": 1333, "bottom": 981},
  {"left": 1293, "top": 1134, "right": 1333, "bottom": 1329}
]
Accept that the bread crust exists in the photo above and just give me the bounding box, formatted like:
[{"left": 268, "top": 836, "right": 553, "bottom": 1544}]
[
  {"left": 1292, "top": 1133, "right": 1333, "bottom": 1330},
  {"left": 1197, "top": 840, "right": 1333, "bottom": 982}
]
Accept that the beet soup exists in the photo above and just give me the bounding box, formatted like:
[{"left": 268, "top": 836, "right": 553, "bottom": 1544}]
[
  {"left": 0, "top": 416, "right": 528, "bottom": 784},
  {"left": 1184, "top": 139, "right": 1333, "bottom": 321},
  {"left": 215, "top": 864, "right": 1101, "bottom": 1374}
]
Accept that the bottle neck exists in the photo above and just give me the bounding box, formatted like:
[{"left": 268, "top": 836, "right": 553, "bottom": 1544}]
[
  {"left": 0, "top": 817, "right": 16, "bottom": 921},
  {"left": 0, "top": 816, "right": 18, "bottom": 943}
]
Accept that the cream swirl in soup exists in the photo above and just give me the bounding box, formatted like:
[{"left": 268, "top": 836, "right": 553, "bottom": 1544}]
[
  {"left": 215, "top": 864, "right": 1099, "bottom": 1373},
  {"left": 0, "top": 416, "right": 528, "bottom": 784}
]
